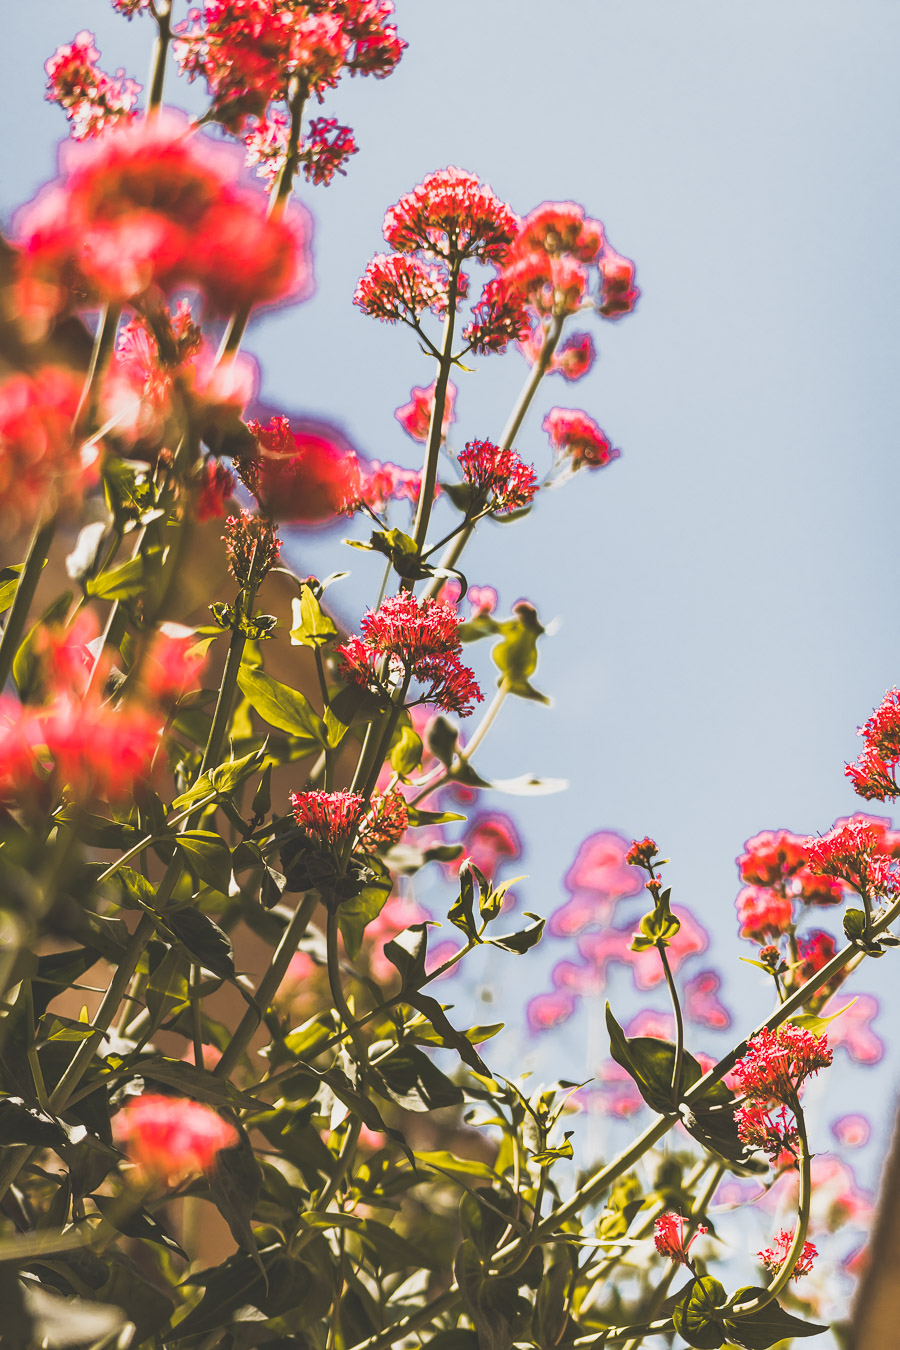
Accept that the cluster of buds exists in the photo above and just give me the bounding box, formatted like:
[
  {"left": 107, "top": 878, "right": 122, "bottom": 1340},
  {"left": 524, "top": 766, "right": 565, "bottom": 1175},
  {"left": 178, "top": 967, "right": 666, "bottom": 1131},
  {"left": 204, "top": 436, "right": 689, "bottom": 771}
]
[{"left": 223, "top": 509, "right": 282, "bottom": 587}]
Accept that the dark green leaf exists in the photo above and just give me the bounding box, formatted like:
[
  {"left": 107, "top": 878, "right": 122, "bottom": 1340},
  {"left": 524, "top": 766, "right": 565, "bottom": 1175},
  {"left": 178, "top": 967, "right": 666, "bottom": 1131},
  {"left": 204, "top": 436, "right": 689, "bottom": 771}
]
[
  {"left": 176, "top": 830, "right": 233, "bottom": 890},
  {"left": 374, "top": 1045, "right": 464, "bottom": 1111},
  {"left": 32, "top": 948, "right": 101, "bottom": 1020},
  {"left": 165, "top": 907, "right": 235, "bottom": 980},
  {"left": 0, "top": 1270, "right": 34, "bottom": 1350},
  {"left": 0, "top": 563, "right": 41, "bottom": 615},
  {"left": 408, "top": 991, "right": 489, "bottom": 1076},
  {"left": 535, "top": 1247, "right": 575, "bottom": 1348},
  {"left": 86, "top": 546, "right": 165, "bottom": 601},
  {"left": 95, "top": 1253, "right": 174, "bottom": 1342},
  {"left": 92, "top": 1194, "right": 188, "bottom": 1260},
  {"left": 672, "top": 1276, "right": 727, "bottom": 1349},
  {"left": 487, "top": 912, "right": 545, "bottom": 955},
  {"left": 208, "top": 1128, "right": 264, "bottom": 1265},
  {"left": 724, "top": 1288, "right": 828, "bottom": 1348},
  {"left": 425, "top": 714, "right": 459, "bottom": 767},
  {"left": 383, "top": 923, "right": 428, "bottom": 987},
  {"left": 338, "top": 878, "right": 392, "bottom": 960},
  {"left": 843, "top": 908, "right": 867, "bottom": 942},
  {"left": 390, "top": 725, "right": 423, "bottom": 776},
  {"left": 606, "top": 1004, "right": 703, "bottom": 1115},
  {"left": 138, "top": 1056, "right": 266, "bottom": 1111},
  {"left": 174, "top": 1247, "right": 311, "bottom": 1339},
  {"left": 170, "top": 748, "right": 263, "bottom": 812},
  {"left": 0, "top": 1097, "right": 69, "bottom": 1148},
  {"left": 449, "top": 867, "right": 478, "bottom": 940}
]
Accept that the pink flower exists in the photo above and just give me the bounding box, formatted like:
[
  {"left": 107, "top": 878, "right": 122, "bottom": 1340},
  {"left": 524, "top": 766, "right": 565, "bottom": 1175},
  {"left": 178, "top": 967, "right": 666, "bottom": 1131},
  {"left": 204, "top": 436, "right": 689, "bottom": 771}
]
[
  {"left": 579, "top": 906, "right": 708, "bottom": 990},
  {"left": 551, "top": 958, "right": 602, "bottom": 996},
  {"left": 458, "top": 812, "right": 521, "bottom": 881},
  {"left": 355, "top": 459, "right": 431, "bottom": 513},
  {"left": 195, "top": 459, "right": 235, "bottom": 521},
  {"left": 457, "top": 439, "right": 538, "bottom": 514},
  {"left": 683, "top": 970, "right": 731, "bottom": 1030},
  {"left": 832, "top": 1114, "right": 871, "bottom": 1149},
  {"left": 143, "top": 624, "right": 208, "bottom": 707},
  {"left": 16, "top": 112, "right": 311, "bottom": 314},
  {"left": 242, "top": 415, "right": 361, "bottom": 523},
  {"left": 113, "top": 1094, "right": 237, "bottom": 1183},
  {"left": 820, "top": 994, "right": 883, "bottom": 1065},
  {"left": 303, "top": 117, "right": 358, "bottom": 186},
  {"left": 463, "top": 276, "right": 531, "bottom": 354},
  {"left": 734, "top": 1024, "right": 832, "bottom": 1104},
  {"left": 597, "top": 245, "right": 640, "bottom": 318},
  {"left": 735, "top": 886, "right": 794, "bottom": 941},
  {"left": 554, "top": 332, "right": 596, "bottom": 381},
  {"left": 0, "top": 366, "right": 94, "bottom": 530},
  {"left": 738, "top": 830, "right": 809, "bottom": 886},
  {"left": 509, "top": 202, "right": 604, "bottom": 265},
  {"left": 625, "top": 1009, "right": 675, "bottom": 1040},
  {"left": 354, "top": 251, "right": 453, "bottom": 324},
  {"left": 542, "top": 407, "right": 619, "bottom": 471},
  {"left": 654, "top": 1212, "right": 707, "bottom": 1265},
  {"left": 337, "top": 592, "right": 483, "bottom": 717},
  {"left": 394, "top": 380, "right": 457, "bottom": 443},
  {"left": 45, "top": 30, "right": 141, "bottom": 141},
  {"left": 500, "top": 253, "right": 588, "bottom": 318},
  {"left": 804, "top": 816, "right": 900, "bottom": 899},
  {"left": 758, "top": 1230, "right": 817, "bottom": 1281},
  {"left": 526, "top": 991, "right": 577, "bottom": 1033},
  {"left": 291, "top": 790, "right": 365, "bottom": 846},
  {"left": 382, "top": 166, "right": 518, "bottom": 264},
  {"left": 467, "top": 586, "right": 498, "bottom": 616}
]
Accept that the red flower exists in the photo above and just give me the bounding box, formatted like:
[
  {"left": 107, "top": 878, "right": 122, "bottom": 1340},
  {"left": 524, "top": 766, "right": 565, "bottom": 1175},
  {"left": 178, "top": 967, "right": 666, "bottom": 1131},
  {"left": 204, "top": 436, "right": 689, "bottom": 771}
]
[
  {"left": 458, "top": 812, "right": 521, "bottom": 882},
  {"left": 858, "top": 687, "right": 900, "bottom": 759},
  {"left": 734, "top": 1024, "right": 832, "bottom": 1105},
  {"left": 804, "top": 816, "right": 900, "bottom": 899},
  {"left": 382, "top": 166, "right": 518, "bottom": 264},
  {"left": 16, "top": 112, "right": 311, "bottom": 314},
  {"left": 242, "top": 415, "right": 360, "bottom": 523},
  {"left": 735, "top": 1101, "right": 799, "bottom": 1159},
  {"left": 354, "top": 252, "right": 452, "bottom": 324},
  {"left": 45, "top": 30, "right": 141, "bottom": 141},
  {"left": 845, "top": 745, "right": 897, "bottom": 801},
  {"left": 303, "top": 117, "right": 358, "bottom": 186},
  {"left": 738, "top": 830, "right": 809, "bottom": 887},
  {"left": 467, "top": 585, "right": 498, "bottom": 615},
  {"left": 114, "top": 1094, "right": 237, "bottom": 1183},
  {"left": 111, "top": 0, "right": 151, "bottom": 14},
  {"left": 337, "top": 592, "right": 483, "bottom": 717},
  {"left": 354, "top": 459, "right": 431, "bottom": 513},
  {"left": 463, "top": 276, "right": 531, "bottom": 354},
  {"left": 735, "top": 885, "right": 793, "bottom": 941},
  {"left": 500, "top": 252, "right": 588, "bottom": 318},
  {"left": 509, "top": 201, "right": 605, "bottom": 265},
  {"left": 291, "top": 789, "right": 365, "bottom": 846},
  {"left": 542, "top": 407, "right": 619, "bottom": 471},
  {"left": 653, "top": 1212, "right": 707, "bottom": 1265},
  {"left": 457, "top": 438, "right": 538, "bottom": 515},
  {"left": 357, "top": 789, "right": 409, "bottom": 850},
  {"left": 222, "top": 510, "right": 282, "bottom": 585},
  {"left": 758, "top": 1230, "right": 817, "bottom": 1281},
  {"left": 143, "top": 624, "right": 208, "bottom": 707},
  {"left": 597, "top": 245, "right": 640, "bottom": 318},
  {"left": 625, "top": 836, "right": 659, "bottom": 870},
  {"left": 683, "top": 970, "right": 731, "bottom": 1030},
  {"left": 795, "top": 930, "right": 838, "bottom": 988},
  {"left": 0, "top": 366, "right": 95, "bottom": 531},
  {"left": 195, "top": 459, "right": 235, "bottom": 521},
  {"left": 394, "top": 380, "right": 457, "bottom": 443},
  {"left": 554, "top": 331, "right": 596, "bottom": 381}
]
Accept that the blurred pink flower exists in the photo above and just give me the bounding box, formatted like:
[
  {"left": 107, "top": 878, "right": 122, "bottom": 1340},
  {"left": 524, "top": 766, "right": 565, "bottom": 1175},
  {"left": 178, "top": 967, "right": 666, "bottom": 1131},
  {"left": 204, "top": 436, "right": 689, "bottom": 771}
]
[
  {"left": 822, "top": 994, "right": 883, "bottom": 1064},
  {"left": 683, "top": 970, "right": 731, "bottom": 1030},
  {"left": 626, "top": 1009, "right": 675, "bottom": 1040},
  {"left": 832, "top": 1114, "right": 871, "bottom": 1149},
  {"left": 366, "top": 895, "right": 430, "bottom": 982},
  {"left": 526, "top": 990, "right": 577, "bottom": 1032},
  {"left": 548, "top": 830, "right": 643, "bottom": 937},
  {"left": 578, "top": 906, "right": 708, "bottom": 990}
]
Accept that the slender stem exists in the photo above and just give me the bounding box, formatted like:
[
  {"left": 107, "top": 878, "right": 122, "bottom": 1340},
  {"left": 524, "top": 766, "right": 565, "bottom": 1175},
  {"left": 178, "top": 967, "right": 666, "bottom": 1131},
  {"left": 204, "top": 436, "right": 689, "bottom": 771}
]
[
  {"left": 421, "top": 314, "right": 564, "bottom": 600},
  {"left": 213, "top": 891, "right": 318, "bottom": 1078},
  {"left": 409, "top": 262, "right": 461, "bottom": 557},
  {"left": 731, "top": 1111, "right": 811, "bottom": 1317},
  {"left": 458, "top": 678, "right": 509, "bottom": 763},
  {"left": 75, "top": 302, "right": 122, "bottom": 437},
  {"left": 190, "top": 963, "right": 204, "bottom": 1069},
  {"left": 146, "top": 0, "right": 172, "bottom": 113},
  {"left": 0, "top": 513, "right": 56, "bottom": 691},
  {"left": 657, "top": 942, "right": 684, "bottom": 1100},
  {"left": 94, "top": 790, "right": 219, "bottom": 884}
]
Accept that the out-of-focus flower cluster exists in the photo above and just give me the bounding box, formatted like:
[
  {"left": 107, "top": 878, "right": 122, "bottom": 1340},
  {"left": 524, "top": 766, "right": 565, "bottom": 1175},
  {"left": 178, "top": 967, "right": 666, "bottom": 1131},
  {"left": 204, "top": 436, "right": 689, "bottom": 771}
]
[{"left": 45, "top": 30, "right": 141, "bottom": 142}]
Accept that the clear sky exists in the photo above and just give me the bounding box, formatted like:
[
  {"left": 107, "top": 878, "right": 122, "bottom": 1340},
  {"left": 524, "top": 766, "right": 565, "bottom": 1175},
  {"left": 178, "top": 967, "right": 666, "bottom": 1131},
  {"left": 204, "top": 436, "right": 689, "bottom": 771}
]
[{"left": 5, "top": 1, "right": 900, "bottom": 1328}]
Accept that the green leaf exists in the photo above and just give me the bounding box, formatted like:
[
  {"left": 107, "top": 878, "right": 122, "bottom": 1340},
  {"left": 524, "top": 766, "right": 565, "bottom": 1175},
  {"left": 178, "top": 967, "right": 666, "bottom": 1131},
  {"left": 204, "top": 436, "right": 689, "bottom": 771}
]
[
  {"left": 329, "top": 682, "right": 387, "bottom": 727},
  {"left": 490, "top": 604, "right": 545, "bottom": 687},
  {"left": 535, "top": 1247, "right": 575, "bottom": 1348},
  {"left": 390, "top": 725, "right": 423, "bottom": 776},
  {"left": 208, "top": 1127, "right": 264, "bottom": 1269},
  {"left": 237, "top": 664, "right": 326, "bottom": 745},
  {"left": 173, "top": 1247, "right": 311, "bottom": 1339},
  {"left": 290, "top": 588, "right": 337, "bottom": 648},
  {"left": 0, "top": 562, "right": 44, "bottom": 615},
  {"left": 164, "top": 907, "right": 235, "bottom": 980},
  {"left": 487, "top": 912, "right": 545, "bottom": 954},
  {"left": 426, "top": 714, "right": 459, "bottom": 767},
  {"left": 724, "top": 1288, "right": 828, "bottom": 1347},
  {"left": 407, "top": 990, "right": 490, "bottom": 1076},
  {"left": 32, "top": 948, "right": 101, "bottom": 1019},
  {"left": 449, "top": 867, "right": 479, "bottom": 941},
  {"left": 0, "top": 1097, "right": 70, "bottom": 1149},
  {"left": 169, "top": 748, "right": 263, "bottom": 812},
  {"left": 373, "top": 1045, "right": 464, "bottom": 1111},
  {"left": 347, "top": 527, "right": 432, "bottom": 580},
  {"left": 95, "top": 1253, "right": 174, "bottom": 1343},
  {"left": 86, "top": 546, "right": 165, "bottom": 600},
  {"left": 138, "top": 1056, "right": 266, "bottom": 1111},
  {"left": 145, "top": 943, "right": 191, "bottom": 1025},
  {"left": 631, "top": 907, "right": 681, "bottom": 950},
  {"left": 791, "top": 997, "right": 858, "bottom": 1037},
  {"left": 414, "top": 1150, "right": 494, "bottom": 1180},
  {"left": 175, "top": 830, "right": 233, "bottom": 890},
  {"left": 338, "top": 878, "right": 392, "bottom": 960},
  {"left": 92, "top": 1194, "right": 188, "bottom": 1260},
  {"left": 672, "top": 1276, "right": 728, "bottom": 1349},
  {"left": 383, "top": 923, "right": 428, "bottom": 987},
  {"left": 843, "top": 908, "right": 867, "bottom": 941},
  {"left": 606, "top": 1004, "right": 702, "bottom": 1115},
  {"left": 460, "top": 1189, "right": 520, "bottom": 1259}
]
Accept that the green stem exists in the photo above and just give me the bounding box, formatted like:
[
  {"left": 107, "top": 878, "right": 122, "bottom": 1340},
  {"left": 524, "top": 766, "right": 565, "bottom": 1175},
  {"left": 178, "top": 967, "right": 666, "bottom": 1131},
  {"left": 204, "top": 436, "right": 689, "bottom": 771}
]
[
  {"left": 213, "top": 892, "right": 318, "bottom": 1079},
  {"left": 409, "top": 261, "right": 461, "bottom": 559},
  {"left": 76, "top": 302, "right": 122, "bottom": 437},
  {"left": 146, "top": 0, "right": 172, "bottom": 113},
  {"left": 657, "top": 941, "right": 684, "bottom": 1100},
  {"left": 190, "top": 962, "right": 204, "bottom": 1070},
  {"left": 730, "top": 1112, "right": 811, "bottom": 1316},
  {"left": 0, "top": 513, "right": 56, "bottom": 691}
]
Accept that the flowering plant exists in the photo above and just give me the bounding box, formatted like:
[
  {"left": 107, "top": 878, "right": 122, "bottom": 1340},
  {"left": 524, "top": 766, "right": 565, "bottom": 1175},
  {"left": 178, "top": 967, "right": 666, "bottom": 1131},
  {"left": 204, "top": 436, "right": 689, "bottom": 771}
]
[{"left": 0, "top": 5, "right": 893, "bottom": 1348}]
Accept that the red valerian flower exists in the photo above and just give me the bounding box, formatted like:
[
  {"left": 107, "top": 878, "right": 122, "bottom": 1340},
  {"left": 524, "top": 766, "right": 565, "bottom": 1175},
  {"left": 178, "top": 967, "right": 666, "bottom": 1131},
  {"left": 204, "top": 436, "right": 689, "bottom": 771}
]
[
  {"left": 758, "top": 1230, "right": 817, "bottom": 1280},
  {"left": 142, "top": 624, "right": 208, "bottom": 707},
  {"left": 734, "top": 1024, "right": 832, "bottom": 1104},
  {"left": 500, "top": 253, "right": 588, "bottom": 318},
  {"left": 194, "top": 458, "right": 235, "bottom": 521},
  {"left": 554, "top": 331, "right": 596, "bottom": 381},
  {"left": 242, "top": 415, "right": 360, "bottom": 523},
  {"left": 463, "top": 276, "right": 531, "bottom": 354},
  {"left": 795, "top": 930, "right": 839, "bottom": 990},
  {"left": 845, "top": 745, "right": 897, "bottom": 801},
  {"left": 467, "top": 585, "right": 498, "bottom": 615},
  {"left": 394, "top": 380, "right": 457, "bottom": 443},
  {"left": 45, "top": 30, "right": 141, "bottom": 141},
  {"left": 735, "top": 886, "right": 793, "bottom": 942},
  {"left": 737, "top": 829, "right": 809, "bottom": 886},
  {"left": 291, "top": 789, "right": 365, "bottom": 845},
  {"left": 457, "top": 438, "right": 538, "bottom": 515},
  {"left": 625, "top": 836, "right": 659, "bottom": 870},
  {"left": 357, "top": 789, "right": 409, "bottom": 850},
  {"left": 857, "top": 687, "right": 900, "bottom": 759},
  {"left": 111, "top": 0, "right": 151, "bottom": 14},
  {"left": 222, "top": 510, "right": 282, "bottom": 585},
  {"left": 383, "top": 166, "right": 519, "bottom": 264},
  {"left": 113, "top": 1094, "right": 238, "bottom": 1183},
  {"left": 0, "top": 366, "right": 96, "bottom": 531},
  {"left": 509, "top": 201, "right": 605, "bottom": 265},
  {"left": 337, "top": 592, "right": 483, "bottom": 717},
  {"left": 354, "top": 459, "right": 431, "bottom": 513},
  {"left": 735, "top": 1101, "right": 800, "bottom": 1159},
  {"left": 804, "top": 816, "right": 900, "bottom": 899},
  {"left": 303, "top": 117, "right": 358, "bottom": 186},
  {"left": 653, "top": 1212, "right": 707, "bottom": 1265},
  {"left": 683, "top": 970, "right": 731, "bottom": 1030},
  {"left": 542, "top": 407, "right": 619, "bottom": 471},
  {"left": 16, "top": 112, "right": 311, "bottom": 314},
  {"left": 597, "top": 245, "right": 640, "bottom": 318},
  {"left": 354, "top": 252, "right": 452, "bottom": 324},
  {"left": 458, "top": 812, "right": 521, "bottom": 881}
]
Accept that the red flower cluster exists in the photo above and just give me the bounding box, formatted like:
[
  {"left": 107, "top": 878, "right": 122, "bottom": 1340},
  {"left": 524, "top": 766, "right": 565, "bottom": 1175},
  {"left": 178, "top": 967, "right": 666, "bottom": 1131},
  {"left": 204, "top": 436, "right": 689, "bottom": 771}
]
[
  {"left": 511, "top": 202, "right": 604, "bottom": 263},
  {"left": 354, "top": 459, "right": 432, "bottom": 514},
  {"left": 142, "top": 625, "right": 209, "bottom": 708},
  {"left": 244, "top": 112, "right": 358, "bottom": 190},
  {"left": 114, "top": 1094, "right": 237, "bottom": 1184},
  {"left": 462, "top": 277, "right": 531, "bottom": 355},
  {"left": 357, "top": 789, "right": 409, "bottom": 850},
  {"left": 337, "top": 592, "right": 483, "bottom": 716},
  {"left": 45, "top": 30, "right": 141, "bottom": 141},
  {"left": 394, "top": 380, "right": 457, "bottom": 443},
  {"left": 542, "top": 407, "right": 619, "bottom": 472},
  {"left": 518, "top": 329, "right": 595, "bottom": 382},
  {"left": 242, "top": 415, "right": 360, "bottom": 523},
  {"left": 457, "top": 438, "right": 539, "bottom": 515},
  {"left": 735, "top": 886, "right": 794, "bottom": 942},
  {"left": 16, "top": 113, "right": 311, "bottom": 314},
  {"left": 734, "top": 1024, "right": 832, "bottom": 1105},
  {"left": 0, "top": 366, "right": 95, "bottom": 531},
  {"left": 804, "top": 816, "right": 900, "bottom": 900},
  {"left": 653, "top": 1212, "right": 707, "bottom": 1266},
  {"left": 625, "top": 836, "right": 659, "bottom": 870},
  {"left": 222, "top": 510, "right": 282, "bottom": 586},
  {"left": 174, "top": 0, "right": 404, "bottom": 134},
  {"left": 733, "top": 828, "right": 845, "bottom": 953},
  {"left": 291, "top": 789, "right": 365, "bottom": 845},
  {"left": 846, "top": 688, "right": 900, "bottom": 800},
  {"left": 383, "top": 166, "right": 518, "bottom": 264},
  {"left": 758, "top": 1230, "right": 817, "bottom": 1281},
  {"left": 354, "top": 252, "right": 453, "bottom": 325},
  {"left": 598, "top": 245, "right": 640, "bottom": 318}
]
